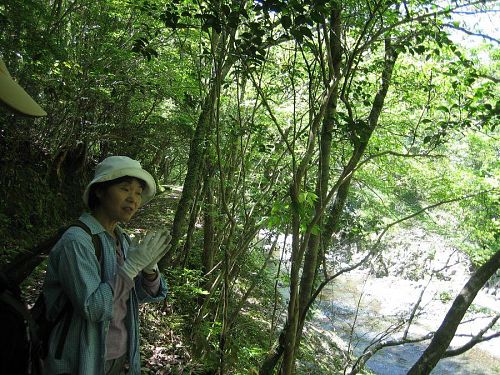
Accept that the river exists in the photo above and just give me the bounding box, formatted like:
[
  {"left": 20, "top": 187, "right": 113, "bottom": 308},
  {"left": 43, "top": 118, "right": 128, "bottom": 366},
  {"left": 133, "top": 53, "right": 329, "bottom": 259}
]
[
  {"left": 266, "top": 229, "right": 500, "bottom": 374},
  {"left": 314, "top": 271, "right": 500, "bottom": 374}
]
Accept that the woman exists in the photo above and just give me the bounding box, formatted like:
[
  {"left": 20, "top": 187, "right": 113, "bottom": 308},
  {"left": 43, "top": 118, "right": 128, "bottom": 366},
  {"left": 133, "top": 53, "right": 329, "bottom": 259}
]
[{"left": 42, "top": 156, "right": 170, "bottom": 375}]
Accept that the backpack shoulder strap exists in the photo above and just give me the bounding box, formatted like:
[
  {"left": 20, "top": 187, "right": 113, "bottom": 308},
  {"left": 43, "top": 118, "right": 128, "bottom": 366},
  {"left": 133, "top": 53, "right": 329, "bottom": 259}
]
[
  {"left": 122, "top": 232, "right": 131, "bottom": 246},
  {"left": 69, "top": 220, "right": 102, "bottom": 261}
]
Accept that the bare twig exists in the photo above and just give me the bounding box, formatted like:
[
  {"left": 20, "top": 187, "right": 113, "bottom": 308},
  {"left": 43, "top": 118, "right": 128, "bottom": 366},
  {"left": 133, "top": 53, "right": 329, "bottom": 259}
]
[
  {"left": 444, "top": 314, "right": 500, "bottom": 357},
  {"left": 348, "top": 332, "right": 434, "bottom": 375},
  {"left": 404, "top": 278, "right": 432, "bottom": 339}
]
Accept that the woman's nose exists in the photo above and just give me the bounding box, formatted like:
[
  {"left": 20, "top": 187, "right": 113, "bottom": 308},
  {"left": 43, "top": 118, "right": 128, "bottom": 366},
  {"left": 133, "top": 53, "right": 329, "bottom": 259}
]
[{"left": 127, "top": 192, "right": 139, "bottom": 204}]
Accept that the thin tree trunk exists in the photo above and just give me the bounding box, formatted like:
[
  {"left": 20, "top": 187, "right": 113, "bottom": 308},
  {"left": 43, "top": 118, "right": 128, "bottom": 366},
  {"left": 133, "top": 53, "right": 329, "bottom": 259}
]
[
  {"left": 263, "top": 35, "right": 399, "bottom": 375},
  {"left": 281, "top": 182, "right": 302, "bottom": 375},
  {"left": 160, "top": 88, "right": 216, "bottom": 268},
  {"left": 202, "top": 168, "right": 216, "bottom": 275},
  {"left": 296, "top": 5, "right": 342, "bottom": 345},
  {"left": 158, "top": 22, "right": 237, "bottom": 270},
  {"left": 180, "top": 187, "right": 202, "bottom": 267}
]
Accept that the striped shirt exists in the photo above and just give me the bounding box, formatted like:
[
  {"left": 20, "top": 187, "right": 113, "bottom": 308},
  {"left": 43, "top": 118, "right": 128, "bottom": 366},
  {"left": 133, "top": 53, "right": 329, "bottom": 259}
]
[{"left": 42, "top": 213, "right": 168, "bottom": 375}]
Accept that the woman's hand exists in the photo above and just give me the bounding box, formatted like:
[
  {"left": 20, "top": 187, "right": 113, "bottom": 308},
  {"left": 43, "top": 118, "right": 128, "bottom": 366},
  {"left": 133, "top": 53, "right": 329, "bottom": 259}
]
[
  {"left": 143, "top": 231, "right": 172, "bottom": 276},
  {"left": 121, "top": 230, "right": 171, "bottom": 280}
]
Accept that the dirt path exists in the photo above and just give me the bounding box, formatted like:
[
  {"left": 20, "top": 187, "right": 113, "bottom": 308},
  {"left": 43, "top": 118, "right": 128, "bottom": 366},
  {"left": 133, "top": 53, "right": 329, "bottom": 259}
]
[{"left": 125, "top": 186, "right": 181, "bottom": 233}]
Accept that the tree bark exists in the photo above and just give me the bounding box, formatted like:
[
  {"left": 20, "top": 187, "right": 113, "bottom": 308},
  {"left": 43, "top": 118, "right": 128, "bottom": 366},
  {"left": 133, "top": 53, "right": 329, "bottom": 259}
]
[
  {"left": 160, "top": 87, "right": 216, "bottom": 269},
  {"left": 202, "top": 167, "right": 216, "bottom": 275},
  {"left": 296, "top": 6, "right": 342, "bottom": 345},
  {"left": 158, "top": 20, "right": 238, "bottom": 270}
]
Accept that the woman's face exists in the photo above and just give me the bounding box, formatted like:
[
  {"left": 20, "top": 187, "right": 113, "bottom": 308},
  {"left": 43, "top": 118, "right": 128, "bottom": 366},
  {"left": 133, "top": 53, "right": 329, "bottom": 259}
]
[{"left": 96, "top": 178, "right": 143, "bottom": 224}]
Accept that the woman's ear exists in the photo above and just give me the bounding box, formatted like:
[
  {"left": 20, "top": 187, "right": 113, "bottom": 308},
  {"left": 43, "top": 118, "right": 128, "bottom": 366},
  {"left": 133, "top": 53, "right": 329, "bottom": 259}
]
[{"left": 94, "top": 186, "right": 105, "bottom": 202}]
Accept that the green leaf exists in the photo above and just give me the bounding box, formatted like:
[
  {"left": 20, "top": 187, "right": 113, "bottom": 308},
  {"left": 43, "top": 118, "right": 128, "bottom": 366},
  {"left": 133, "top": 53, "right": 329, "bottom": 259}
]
[
  {"left": 281, "top": 15, "right": 292, "bottom": 29},
  {"left": 299, "top": 26, "right": 313, "bottom": 40},
  {"left": 311, "top": 224, "right": 321, "bottom": 235},
  {"left": 290, "top": 28, "right": 304, "bottom": 43},
  {"left": 295, "top": 15, "right": 308, "bottom": 26},
  {"left": 310, "top": 11, "right": 324, "bottom": 24}
]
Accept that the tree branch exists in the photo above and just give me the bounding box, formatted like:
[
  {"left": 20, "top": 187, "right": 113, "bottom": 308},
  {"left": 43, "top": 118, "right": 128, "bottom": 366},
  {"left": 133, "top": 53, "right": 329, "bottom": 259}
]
[
  {"left": 444, "top": 314, "right": 500, "bottom": 357},
  {"left": 358, "top": 0, "right": 494, "bottom": 56},
  {"left": 348, "top": 333, "right": 434, "bottom": 375},
  {"left": 248, "top": 71, "right": 295, "bottom": 156},
  {"left": 442, "top": 23, "right": 500, "bottom": 44},
  {"left": 477, "top": 74, "right": 500, "bottom": 84},
  {"left": 359, "top": 150, "right": 446, "bottom": 168},
  {"left": 407, "top": 249, "right": 500, "bottom": 374},
  {"left": 302, "top": 188, "right": 496, "bottom": 323}
]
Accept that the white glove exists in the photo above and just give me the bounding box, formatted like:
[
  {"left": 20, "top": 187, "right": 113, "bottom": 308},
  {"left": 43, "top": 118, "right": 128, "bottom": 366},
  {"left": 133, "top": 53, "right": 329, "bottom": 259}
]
[
  {"left": 121, "top": 230, "right": 170, "bottom": 280},
  {"left": 143, "top": 232, "right": 172, "bottom": 274}
]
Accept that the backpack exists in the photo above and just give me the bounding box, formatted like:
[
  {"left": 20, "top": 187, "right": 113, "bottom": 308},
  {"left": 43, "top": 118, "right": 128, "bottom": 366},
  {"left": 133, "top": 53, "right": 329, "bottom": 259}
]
[
  {"left": 0, "top": 220, "right": 102, "bottom": 374},
  {"left": 0, "top": 272, "right": 38, "bottom": 374}
]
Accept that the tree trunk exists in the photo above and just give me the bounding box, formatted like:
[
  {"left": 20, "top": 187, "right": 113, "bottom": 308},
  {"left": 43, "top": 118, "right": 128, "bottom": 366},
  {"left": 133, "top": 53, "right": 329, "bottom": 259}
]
[
  {"left": 260, "top": 329, "right": 287, "bottom": 375},
  {"left": 296, "top": 6, "right": 342, "bottom": 345},
  {"left": 159, "top": 87, "right": 216, "bottom": 270},
  {"left": 262, "top": 35, "right": 399, "bottom": 375},
  {"left": 158, "top": 24, "right": 237, "bottom": 270},
  {"left": 180, "top": 187, "right": 202, "bottom": 267},
  {"left": 281, "top": 182, "right": 302, "bottom": 375},
  {"left": 407, "top": 249, "right": 500, "bottom": 375},
  {"left": 202, "top": 167, "right": 216, "bottom": 275}
]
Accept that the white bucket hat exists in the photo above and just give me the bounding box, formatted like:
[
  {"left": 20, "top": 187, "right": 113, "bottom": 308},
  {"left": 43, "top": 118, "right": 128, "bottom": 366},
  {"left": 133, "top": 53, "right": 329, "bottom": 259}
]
[
  {"left": 83, "top": 156, "right": 156, "bottom": 207},
  {"left": 0, "top": 58, "right": 47, "bottom": 117}
]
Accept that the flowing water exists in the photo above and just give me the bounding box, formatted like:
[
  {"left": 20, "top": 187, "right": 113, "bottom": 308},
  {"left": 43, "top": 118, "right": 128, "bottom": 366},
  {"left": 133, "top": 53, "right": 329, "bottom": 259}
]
[
  {"left": 265, "top": 229, "right": 500, "bottom": 374},
  {"left": 313, "top": 272, "right": 500, "bottom": 374}
]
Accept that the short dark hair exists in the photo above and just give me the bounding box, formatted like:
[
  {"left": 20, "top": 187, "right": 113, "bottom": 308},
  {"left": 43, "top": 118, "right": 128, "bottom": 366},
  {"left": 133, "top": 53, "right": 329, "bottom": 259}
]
[{"left": 87, "top": 176, "right": 147, "bottom": 210}]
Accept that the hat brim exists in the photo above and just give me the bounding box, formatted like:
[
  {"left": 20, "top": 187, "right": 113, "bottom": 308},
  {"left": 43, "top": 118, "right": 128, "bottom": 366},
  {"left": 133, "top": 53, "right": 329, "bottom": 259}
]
[
  {"left": 83, "top": 167, "right": 156, "bottom": 207},
  {"left": 0, "top": 60, "right": 47, "bottom": 117}
]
